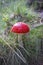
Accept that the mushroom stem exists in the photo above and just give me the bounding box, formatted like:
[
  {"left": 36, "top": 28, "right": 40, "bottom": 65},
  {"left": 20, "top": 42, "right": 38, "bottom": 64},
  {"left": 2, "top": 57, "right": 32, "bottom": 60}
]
[{"left": 18, "top": 34, "right": 23, "bottom": 47}]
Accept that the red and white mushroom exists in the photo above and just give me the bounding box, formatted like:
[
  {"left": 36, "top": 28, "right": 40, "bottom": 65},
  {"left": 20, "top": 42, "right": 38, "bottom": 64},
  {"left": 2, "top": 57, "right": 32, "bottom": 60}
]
[{"left": 11, "top": 22, "right": 30, "bottom": 46}]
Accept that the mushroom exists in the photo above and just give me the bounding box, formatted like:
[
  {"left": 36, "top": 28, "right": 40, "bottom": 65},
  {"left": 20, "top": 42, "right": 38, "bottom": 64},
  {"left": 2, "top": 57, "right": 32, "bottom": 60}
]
[{"left": 11, "top": 22, "right": 30, "bottom": 47}]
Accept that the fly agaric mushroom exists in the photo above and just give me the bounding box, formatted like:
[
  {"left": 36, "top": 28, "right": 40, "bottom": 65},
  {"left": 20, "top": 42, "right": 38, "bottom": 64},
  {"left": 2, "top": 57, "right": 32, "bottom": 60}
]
[{"left": 11, "top": 22, "right": 30, "bottom": 46}]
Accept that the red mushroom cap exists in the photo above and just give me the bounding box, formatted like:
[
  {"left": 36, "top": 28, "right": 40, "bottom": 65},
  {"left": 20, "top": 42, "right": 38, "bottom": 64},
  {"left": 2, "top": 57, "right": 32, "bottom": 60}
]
[{"left": 11, "top": 22, "right": 30, "bottom": 33}]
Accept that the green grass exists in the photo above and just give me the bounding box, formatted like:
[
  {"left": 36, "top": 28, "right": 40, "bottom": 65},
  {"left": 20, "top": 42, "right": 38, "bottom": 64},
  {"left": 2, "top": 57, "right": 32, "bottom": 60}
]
[
  {"left": 30, "top": 25, "right": 43, "bottom": 39},
  {"left": 0, "top": 0, "right": 43, "bottom": 61},
  {"left": 0, "top": 0, "right": 43, "bottom": 47}
]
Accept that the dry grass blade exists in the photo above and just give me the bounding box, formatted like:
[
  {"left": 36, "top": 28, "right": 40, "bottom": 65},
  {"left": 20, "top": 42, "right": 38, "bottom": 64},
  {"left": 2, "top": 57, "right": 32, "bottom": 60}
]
[
  {"left": 0, "top": 36, "right": 27, "bottom": 63},
  {"left": 16, "top": 47, "right": 27, "bottom": 62}
]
